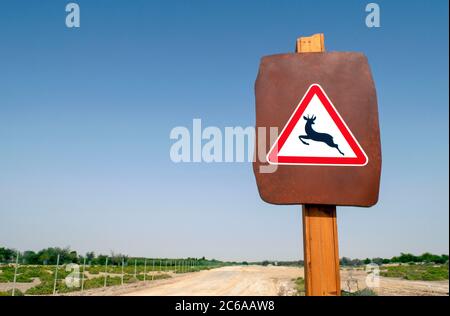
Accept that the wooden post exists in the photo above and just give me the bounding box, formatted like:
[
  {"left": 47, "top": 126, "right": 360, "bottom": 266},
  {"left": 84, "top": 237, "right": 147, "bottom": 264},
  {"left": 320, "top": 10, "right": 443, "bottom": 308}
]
[
  {"left": 296, "top": 33, "right": 325, "bottom": 53},
  {"left": 297, "top": 34, "right": 341, "bottom": 296},
  {"left": 302, "top": 205, "right": 341, "bottom": 295}
]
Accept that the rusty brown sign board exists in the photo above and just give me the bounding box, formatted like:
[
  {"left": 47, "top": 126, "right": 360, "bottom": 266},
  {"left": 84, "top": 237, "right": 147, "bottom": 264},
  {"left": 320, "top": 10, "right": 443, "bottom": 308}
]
[{"left": 253, "top": 52, "right": 381, "bottom": 207}]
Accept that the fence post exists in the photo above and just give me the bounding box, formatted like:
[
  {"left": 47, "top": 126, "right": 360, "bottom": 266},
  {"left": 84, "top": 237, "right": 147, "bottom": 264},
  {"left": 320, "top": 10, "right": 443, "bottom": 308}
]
[
  {"left": 12, "top": 251, "right": 19, "bottom": 296},
  {"left": 152, "top": 259, "right": 155, "bottom": 281},
  {"left": 53, "top": 254, "right": 60, "bottom": 296},
  {"left": 103, "top": 257, "right": 108, "bottom": 288},
  {"left": 121, "top": 258, "right": 124, "bottom": 285},
  {"left": 144, "top": 258, "right": 147, "bottom": 282},
  {"left": 81, "top": 257, "right": 86, "bottom": 293}
]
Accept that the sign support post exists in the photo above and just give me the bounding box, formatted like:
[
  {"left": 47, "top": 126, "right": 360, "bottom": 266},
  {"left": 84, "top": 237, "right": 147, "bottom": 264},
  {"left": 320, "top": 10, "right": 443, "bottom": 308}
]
[{"left": 297, "top": 34, "right": 341, "bottom": 296}]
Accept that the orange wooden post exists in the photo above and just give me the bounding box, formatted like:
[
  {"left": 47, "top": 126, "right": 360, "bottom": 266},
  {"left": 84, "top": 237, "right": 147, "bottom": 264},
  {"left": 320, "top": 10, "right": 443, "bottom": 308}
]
[
  {"left": 297, "top": 34, "right": 341, "bottom": 296},
  {"left": 302, "top": 205, "right": 341, "bottom": 296},
  {"left": 296, "top": 33, "right": 325, "bottom": 53}
]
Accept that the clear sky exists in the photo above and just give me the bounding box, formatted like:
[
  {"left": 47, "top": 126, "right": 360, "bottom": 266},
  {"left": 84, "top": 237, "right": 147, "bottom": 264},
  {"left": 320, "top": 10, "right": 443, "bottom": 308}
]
[{"left": 0, "top": 0, "right": 448, "bottom": 261}]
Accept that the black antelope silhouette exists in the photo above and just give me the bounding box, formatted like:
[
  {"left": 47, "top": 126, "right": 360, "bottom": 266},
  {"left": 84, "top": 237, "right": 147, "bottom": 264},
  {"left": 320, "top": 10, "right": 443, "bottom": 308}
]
[{"left": 298, "top": 115, "right": 344, "bottom": 156}]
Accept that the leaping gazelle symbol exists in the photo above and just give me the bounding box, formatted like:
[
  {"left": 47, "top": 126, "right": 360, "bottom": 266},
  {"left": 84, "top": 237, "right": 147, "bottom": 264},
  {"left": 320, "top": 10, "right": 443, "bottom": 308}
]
[{"left": 298, "top": 114, "right": 344, "bottom": 156}]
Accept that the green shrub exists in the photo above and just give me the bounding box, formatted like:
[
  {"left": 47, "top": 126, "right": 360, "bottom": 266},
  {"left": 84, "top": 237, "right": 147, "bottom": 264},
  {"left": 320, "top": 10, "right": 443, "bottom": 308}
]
[
  {"left": 342, "top": 288, "right": 377, "bottom": 296},
  {"left": 293, "top": 277, "right": 305, "bottom": 296},
  {"left": 25, "top": 282, "right": 54, "bottom": 295},
  {"left": 380, "top": 264, "right": 448, "bottom": 281},
  {"left": 0, "top": 289, "right": 24, "bottom": 296}
]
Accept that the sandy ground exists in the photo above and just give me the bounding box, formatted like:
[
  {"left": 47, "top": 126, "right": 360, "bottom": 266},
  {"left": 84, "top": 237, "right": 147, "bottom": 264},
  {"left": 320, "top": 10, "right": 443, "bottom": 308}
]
[
  {"left": 49, "top": 266, "right": 301, "bottom": 296},
  {"left": 0, "top": 278, "right": 40, "bottom": 293},
  {"left": 341, "top": 268, "right": 449, "bottom": 296},
  {"left": 120, "top": 265, "right": 448, "bottom": 296},
  {"left": 122, "top": 265, "right": 302, "bottom": 296},
  {"left": 3, "top": 265, "right": 448, "bottom": 296}
]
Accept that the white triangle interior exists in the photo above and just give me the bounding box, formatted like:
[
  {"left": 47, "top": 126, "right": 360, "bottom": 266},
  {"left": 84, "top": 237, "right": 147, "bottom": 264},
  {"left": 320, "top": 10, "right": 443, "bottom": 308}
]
[{"left": 277, "top": 95, "right": 357, "bottom": 158}]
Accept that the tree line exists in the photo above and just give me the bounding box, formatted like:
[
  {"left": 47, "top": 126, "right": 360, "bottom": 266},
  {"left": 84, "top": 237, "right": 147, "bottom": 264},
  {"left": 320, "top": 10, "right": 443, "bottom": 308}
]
[
  {"left": 1, "top": 246, "right": 448, "bottom": 266},
  {"left": 340, "top": 252, "right": 449, "bottom": 266},
  {"left": 243, "top": 253, "right": 448, "bottom": 267},
  {"left": 0, "top": 246, "right": 219, "bottom": 266}
]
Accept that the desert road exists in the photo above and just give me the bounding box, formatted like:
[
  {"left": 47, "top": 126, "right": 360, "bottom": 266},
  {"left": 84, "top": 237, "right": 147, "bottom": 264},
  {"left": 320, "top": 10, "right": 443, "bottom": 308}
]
[
  {"left": 123, "top": 265, "right": 303, "bottom": 296},
  {"left": 59, "top": 265, "right": 447, "bottom": 296}
]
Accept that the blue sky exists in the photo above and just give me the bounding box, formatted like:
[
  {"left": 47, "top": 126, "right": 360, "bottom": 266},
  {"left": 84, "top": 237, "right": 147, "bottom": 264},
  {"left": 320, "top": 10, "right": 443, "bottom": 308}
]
[{"left": 0, "top": 0, "right": 448, "bottom": 261}]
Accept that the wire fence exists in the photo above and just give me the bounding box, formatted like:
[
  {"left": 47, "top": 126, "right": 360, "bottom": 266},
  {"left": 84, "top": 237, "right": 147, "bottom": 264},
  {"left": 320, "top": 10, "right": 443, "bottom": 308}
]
[{"left": 0, "top": 251, "right": 212, "bottom": 296}]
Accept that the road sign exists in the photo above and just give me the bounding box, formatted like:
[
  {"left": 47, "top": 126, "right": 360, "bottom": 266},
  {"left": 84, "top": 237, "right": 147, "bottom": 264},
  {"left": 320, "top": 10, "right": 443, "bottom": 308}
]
[
  {"left": 267, "top": 84, "right": 368, "bottom": 166},
  {"left": 253, "top": 51, "right": 381, "bottom": 207},
  {"left": 253, "top": 33, "right": 382, "bottom": 296}
]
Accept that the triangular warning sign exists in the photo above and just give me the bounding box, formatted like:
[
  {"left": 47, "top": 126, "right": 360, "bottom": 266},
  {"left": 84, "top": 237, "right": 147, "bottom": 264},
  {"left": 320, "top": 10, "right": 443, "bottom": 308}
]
[{"left": 267, "top": 84, "right": 368, "bottom": 166}]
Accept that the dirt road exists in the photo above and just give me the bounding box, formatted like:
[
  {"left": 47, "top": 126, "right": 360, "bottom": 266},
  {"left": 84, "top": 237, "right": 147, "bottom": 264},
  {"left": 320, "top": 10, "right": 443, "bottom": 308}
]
[
  {"left": 55, "top": 265, "right": 447, "bottom": 296},
  {"left": 123, "top": 265, "right": 303, "bottom": 296}
]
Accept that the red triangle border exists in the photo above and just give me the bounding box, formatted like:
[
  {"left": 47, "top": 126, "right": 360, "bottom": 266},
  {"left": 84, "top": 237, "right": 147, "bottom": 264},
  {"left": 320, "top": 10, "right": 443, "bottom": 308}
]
[{"left": 266, "top": 84, "right": 368, "bottom": 166}]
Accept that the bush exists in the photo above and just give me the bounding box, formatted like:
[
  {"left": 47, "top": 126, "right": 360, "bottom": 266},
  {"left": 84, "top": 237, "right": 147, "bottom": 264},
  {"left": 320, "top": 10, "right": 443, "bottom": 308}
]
[
  {"left": 25, "top": 282, "right": 54, "bottom": 295},
  {"left": 0, "top": 289, "right": 24, "bottom": 296},
  {"left": 293, "top": 277, "right": 305, "bottom": 296},
  {"left": 342, "top": 288, "right": 377, "bottom": 296},
  {"left": 0, "top": 266, "right": 47, "bottom": 283},
  {"left": 380, "top": 264, "right": 448, "bottom": 281}
]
